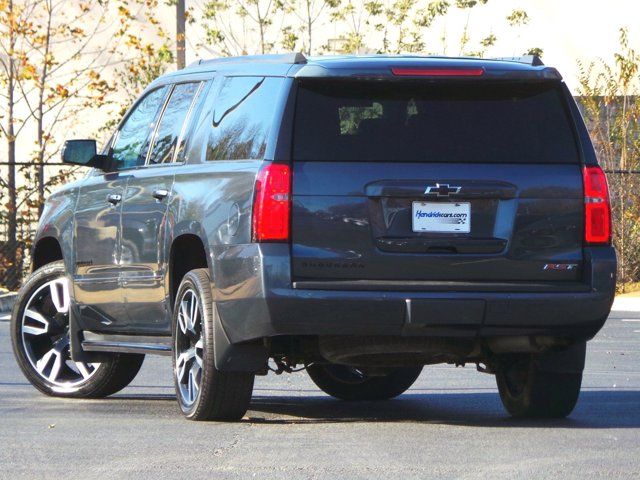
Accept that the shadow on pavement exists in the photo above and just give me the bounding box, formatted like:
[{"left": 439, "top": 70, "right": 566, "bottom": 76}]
[
  {"left": 9, "top": 387, "right": 640, "bottom": 428},
  {"left": 245, "top": 390, "right": 640, "bottom": 428}
]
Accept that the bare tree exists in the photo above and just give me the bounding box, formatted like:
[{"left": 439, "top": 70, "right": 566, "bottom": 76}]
[
  {"left": 329, "top": 0, "right": 382, "bottom": 53},
  {"left": 0, "top": 0, "right": 173, "bottom": 289},
  {"left": 0, "top": 0, "right": 21, "bottom": 288},
  {"left": 8, "top": 1, "right": 112, "bottom": 215},
  {"left": 199, "top": 0, "right": 287, "bottom": 56},
  {"left": 578, "top": 28, "right": 640, "bottom": 290},
  {"left": 240, "top": 0, "right": 283, "bottom": 54},
  {"left": 284, "top": 0, "right": 339, "bottom": 54}
]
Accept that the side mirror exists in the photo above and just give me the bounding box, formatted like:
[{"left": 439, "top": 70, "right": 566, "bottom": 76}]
[{"left": 61, "top": 140, "right": 108, "bottom": 169}]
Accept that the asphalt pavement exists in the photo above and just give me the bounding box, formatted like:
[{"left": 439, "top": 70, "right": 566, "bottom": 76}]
[{"left": 1, "top": 302, "right": 639, "bottom": 479}]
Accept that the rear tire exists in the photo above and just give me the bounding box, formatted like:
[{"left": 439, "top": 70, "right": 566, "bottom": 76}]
[
  {"left": 172, "top": 268, "right": 254, "bottom": 421},
  {"left": 306, "top": 364, "right": 422, "bottom": 401},
  {"left": 11, "top": 261, "right": 144, "bottom": 398},
  {"left": 496, "top": 350, "right": 583, "bottom": 418}
]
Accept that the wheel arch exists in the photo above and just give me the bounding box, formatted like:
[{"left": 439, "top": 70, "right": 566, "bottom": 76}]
[
  {"left": 168, "top": 233, "right": 211, "bottom": 311},
  {"left": 31, "top": 236, "right": 64, "bottom": 272}
]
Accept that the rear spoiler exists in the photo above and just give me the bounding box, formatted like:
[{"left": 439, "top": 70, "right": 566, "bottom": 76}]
[{"left": 295, "top": 64, "right": 561, "bottom": 81}]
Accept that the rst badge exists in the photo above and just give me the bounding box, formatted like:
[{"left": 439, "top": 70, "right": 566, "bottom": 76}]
[{"left": 543, "top": 264, "right": 578, "bottom": 271}]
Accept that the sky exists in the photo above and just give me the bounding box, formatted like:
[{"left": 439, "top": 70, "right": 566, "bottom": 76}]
[
  {"left": 452, "top": 0, "right": 639, "bottom": 94},
  {"left": 182, "top": 0, "right": 640, "bottom": 94},
  {"left": 472, "top": 0, "right": 640, "bottom": 93},
  {"left": 3, "top": 0, "right": 639, "bottom": 166}
]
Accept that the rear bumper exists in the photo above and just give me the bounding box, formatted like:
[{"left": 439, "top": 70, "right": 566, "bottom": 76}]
[{"left": 212, "top": 244, "right": 616, "bottom": 343}]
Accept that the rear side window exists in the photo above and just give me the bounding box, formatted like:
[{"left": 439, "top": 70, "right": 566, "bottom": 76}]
[
  {"left": 293, "top": 81, "right": 579, "bottom": 164},
  {"left": 148, "top": 82, "right": 202, "bottom": 164},
  {"left": 207, "top": 76, "right": 284, "bottom": 161}
]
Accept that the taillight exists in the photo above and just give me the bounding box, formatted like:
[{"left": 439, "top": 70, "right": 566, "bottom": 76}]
[
  {"left": 583, "top": 165, "right": 611, "bottom": 245},
  {"left": 252, "top": 164, "right": 291, "bottom": 242},
  {"left": 391, "top": 67, "right": 484, "bottom": 77}
]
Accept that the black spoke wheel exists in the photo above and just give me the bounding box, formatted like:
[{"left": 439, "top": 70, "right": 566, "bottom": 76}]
[
  {"left": 11, "top": 261, "right": 144, "bottom": 398},
  {"left": 306, "top": 363, "right": 422, "bottom": 401},
  {"left": 172, "top": 269, "right": 254, "bottom": 421}
]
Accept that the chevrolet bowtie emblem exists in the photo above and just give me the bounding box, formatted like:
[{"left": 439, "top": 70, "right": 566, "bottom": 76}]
[{"left": 425, "top": 183, "right": 462, "bottom": 197}]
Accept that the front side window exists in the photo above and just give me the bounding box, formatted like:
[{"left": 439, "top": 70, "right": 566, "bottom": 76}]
[
  {"left": 148, "top": 82, "right": 202, "bottom": 164},
  {"left": 206, "top": 76, "right": 284, "bottom": 161},
  {"left": 111, "top": 87, "right": 168, "bottom": 170}
]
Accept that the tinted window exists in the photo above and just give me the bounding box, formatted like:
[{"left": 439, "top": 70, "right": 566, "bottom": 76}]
[
  {"left": 207, "top": 77, "right": 283, "bottom": 160},
  {"left": 111, "top": 87, "right": 168, "bottom": 170},
  {"left": 148, "top": 82, "right": 202, "bottom": 164},
  {"left": 293, "top": 81, "right": 579, "bottom": 164}
]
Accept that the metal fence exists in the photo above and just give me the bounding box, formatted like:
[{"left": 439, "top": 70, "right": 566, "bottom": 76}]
[
  {"left": 0, "top": 163, "right": 82, "bottom": 292},
  {"left": 0, "top": 162, "right": 637, "bottom": 293}
]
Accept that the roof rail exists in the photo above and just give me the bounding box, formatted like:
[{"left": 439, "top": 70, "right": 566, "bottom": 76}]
[
  {"left": 189, "top": 52, "right": 307, "bottom": 68},
  {"left": 491, "top": 55, "right": 544, "bottom": 66}
]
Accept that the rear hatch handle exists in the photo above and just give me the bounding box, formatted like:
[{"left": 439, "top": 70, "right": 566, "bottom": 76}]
[{"left": 376, "top": 237, "right": 508, "bottom": 254}]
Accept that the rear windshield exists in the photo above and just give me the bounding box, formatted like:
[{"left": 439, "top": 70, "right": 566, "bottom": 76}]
[{"left": 293, "top": 80, "right": 579, "bottom": 163}]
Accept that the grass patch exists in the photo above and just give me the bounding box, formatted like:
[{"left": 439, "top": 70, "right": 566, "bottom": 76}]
[{"left": 617, "top": 282, "right": 640, "bottom": 295}]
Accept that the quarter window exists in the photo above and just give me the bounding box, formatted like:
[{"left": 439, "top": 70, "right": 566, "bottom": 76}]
[
  {"left": 207, "top": 77, "right": 284, "bottom": 161},
  {"left": 111, "top": 87, "right": 168, "bottom": 170}
]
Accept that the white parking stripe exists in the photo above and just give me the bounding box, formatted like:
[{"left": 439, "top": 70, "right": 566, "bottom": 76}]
[{"left": 621, "top": 319, "right": 640, "bottom": 322}]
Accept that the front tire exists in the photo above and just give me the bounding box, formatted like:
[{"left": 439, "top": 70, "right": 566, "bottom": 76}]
[
  {"left": 496, "top": 349, "right": 584, "bottom": 419},
  {"left": 172, "top": 268, "right": 254, "bottom": 421},
  {"left": 11, "top": 261, "right": 144, "bottom": 398},
  {"left": 306, "top": 364, "right": 423, "bottom": 401}
]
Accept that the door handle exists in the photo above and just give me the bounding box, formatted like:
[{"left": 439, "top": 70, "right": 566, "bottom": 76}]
[
  {"left": 152, "top": 189, "right": 170, "bottom": 201},
  {"left": 107, "top": 193, "right": 122, "bottom": 205}
]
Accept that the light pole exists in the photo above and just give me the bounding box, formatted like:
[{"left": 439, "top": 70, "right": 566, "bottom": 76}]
[{"left": 177, "top": 0, "right": 186, "bottom": 69}]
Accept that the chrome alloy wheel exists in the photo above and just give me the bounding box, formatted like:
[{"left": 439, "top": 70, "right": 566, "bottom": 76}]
[
  {"left": 174, "top": 288, "right": 204, "bottom": 407},
  {"left": 20, "top": 277, "right": 100, "bottom": 391}
]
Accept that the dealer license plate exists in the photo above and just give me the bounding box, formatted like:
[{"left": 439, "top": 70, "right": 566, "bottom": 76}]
[{"left": 412, "top": 202, "right": 471, "bottom": 233}]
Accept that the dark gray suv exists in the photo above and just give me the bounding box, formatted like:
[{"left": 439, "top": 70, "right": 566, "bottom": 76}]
[{"left": 11, "top": 54, "right": 616, "bottom": 421}]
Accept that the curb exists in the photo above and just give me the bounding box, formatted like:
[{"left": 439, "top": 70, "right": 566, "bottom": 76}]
[
  {"left": 0, "top": 293, "right": 17, "bottom": 319},
  {"left": 611, "top": 296, "right": 640, "bottom": 313}
]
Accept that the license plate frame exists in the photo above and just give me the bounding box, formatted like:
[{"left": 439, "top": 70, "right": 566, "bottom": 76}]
[{"left": 412, "top": 201, "right": 471, "bottom": 233}]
